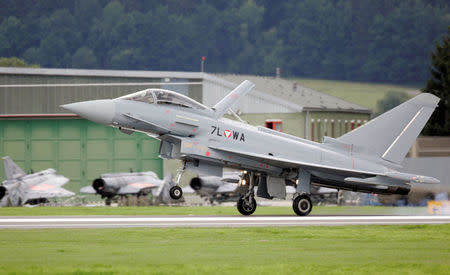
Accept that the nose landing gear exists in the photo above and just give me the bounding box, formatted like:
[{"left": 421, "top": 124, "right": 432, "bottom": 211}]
[
  {"left": 236, "top": 171, "right": 257, "bottom": 215},
  {"left": 169, "top": 185, "right": 183, "bottom": 200},
  {"left": 237, "top": 196, "right": 257, "bottom": 215},
  {"left": 169, "top": 161, "right": 185, "bottom": 200}
]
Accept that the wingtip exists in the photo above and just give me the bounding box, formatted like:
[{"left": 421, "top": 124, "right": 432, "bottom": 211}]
[{"left": 412, "top": 93, "right": 440, "bottom": 107}]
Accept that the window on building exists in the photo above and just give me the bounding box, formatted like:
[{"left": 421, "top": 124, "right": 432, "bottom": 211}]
[
  {"left": 265, "top": 120, "right": 282, "bottom": 132},
  {"left": 317, "top": 119, "right": 322, "bottom": 141},
  {"left": 331, "top": 120, "right": 335, "bottom": 138}
]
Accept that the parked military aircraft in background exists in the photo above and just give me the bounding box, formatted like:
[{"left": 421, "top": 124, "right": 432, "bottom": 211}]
[
  {"left": 80, "top": 171, "right": 175, "bottom": 205},
  {"left": 188, "top": 171, "right": 246, "bottom": 203},
  {"left": 310, "top": 186, "right": 339, "bottom": 205},
  {"left": 62, "top": 80, "right": 440, "bottom": 216},
  {"left": 0, "top": 156, "right": 74, "bottom": 206}
]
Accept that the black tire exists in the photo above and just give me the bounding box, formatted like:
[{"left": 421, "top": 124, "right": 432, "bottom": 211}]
[
  {"left": 237, "top": 196, "right": 257, "bottom": 216},
  {"left": 169, "top": 186, "right": 183, "bottom": 200},
  {"left": 293, "top": 194, "right": 312, "bottom": 216},
  {"left": 0, "top": 186, "right": 6, "bottom": 201}
]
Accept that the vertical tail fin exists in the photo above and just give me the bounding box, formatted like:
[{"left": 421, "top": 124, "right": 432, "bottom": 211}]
[
  {"left": 337, "top": 93, "right": 439, "bottom": 164},
  {"left": 213, "top": 80, "right": 255, "bottom": 118},
  {"left": 2, "top": 156, "right": 26, "bottom": 180}
]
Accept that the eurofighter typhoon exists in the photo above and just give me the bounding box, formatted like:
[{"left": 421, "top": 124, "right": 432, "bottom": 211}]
[
  {"left": 0, "top": 156, "right": 74, "bottom": 206},
  {"left": 62, "top": 80, "right": 440, "bottom": 216}
]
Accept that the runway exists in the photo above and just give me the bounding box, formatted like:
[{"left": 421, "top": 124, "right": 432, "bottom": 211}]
[{"left": 1, "top": 215, "right": 449, "bottom": 229}]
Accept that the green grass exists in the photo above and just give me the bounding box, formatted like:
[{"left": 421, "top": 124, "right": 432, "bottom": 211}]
[
  {"left": 0, "top": 205, "right": 428, "bottom": 216},
  {"left": 295, "top": 78, "right": 419, "bottom": 111},
  {"left": 0, "top": 225, "right": 448, "bottom": 274}
]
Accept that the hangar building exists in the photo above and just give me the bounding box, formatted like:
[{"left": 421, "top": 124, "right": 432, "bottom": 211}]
[{"left": 0, "top": 67, "right": 370, "bottom": 192}]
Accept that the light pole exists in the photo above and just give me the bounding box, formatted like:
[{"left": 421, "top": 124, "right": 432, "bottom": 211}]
[{"left": 201, "top": 56, "right": 206, "bottom": 72}]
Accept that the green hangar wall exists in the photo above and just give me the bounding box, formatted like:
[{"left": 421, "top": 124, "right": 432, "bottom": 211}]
[
  {"left": 0, "top": 68, "right": 204, "bottom": 193},
  {"left": 0, "top": 118, "right": 162, "bottom": 193}
]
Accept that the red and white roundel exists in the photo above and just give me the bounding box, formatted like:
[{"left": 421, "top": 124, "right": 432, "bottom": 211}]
[{"left": 224, "top": 130, "right": 232, "bottom": 138}]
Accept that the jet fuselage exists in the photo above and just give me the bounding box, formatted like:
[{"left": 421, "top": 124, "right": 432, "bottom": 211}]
[{"left": 84, "top": 97, "right": 412, "bottom": 195}]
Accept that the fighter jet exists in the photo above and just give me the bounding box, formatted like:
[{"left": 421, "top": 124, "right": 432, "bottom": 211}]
[
  {"left": 80, "top": 171, "right": 175, "bottom": 205},
  {"left": 0, "top": 156, "right": 74, "bottom": 206},
  {"left": 62, "top": 80, "right": 440, "bottom": 216},
  {"left": 189, "top": 171, "right": 242, "bottom": 203}
]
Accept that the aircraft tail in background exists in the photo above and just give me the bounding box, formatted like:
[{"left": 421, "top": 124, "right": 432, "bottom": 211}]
[{"left": 2, "top": 156, "right": 26, "bottom": 180}]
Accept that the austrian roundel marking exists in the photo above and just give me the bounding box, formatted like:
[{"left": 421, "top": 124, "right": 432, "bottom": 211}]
[{"left": 224, "top": 130, "right": 232, "bottom": 138}]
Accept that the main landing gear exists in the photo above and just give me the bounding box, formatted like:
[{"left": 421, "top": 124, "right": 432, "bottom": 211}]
[
  {"left": 292, "top": 193, "right": 312, "bottom": 216},
  {"left": 236, "top": 171, "right": 257, "bottom": 215},
  {"left": 169, "top": 161, "right": 185, "bottom": 200},
  {"left": 292, "top": 170, "right": 313, "bottom": 216},
  {"left": 235, "top": 169, "right": 313, "bottom": 216}
]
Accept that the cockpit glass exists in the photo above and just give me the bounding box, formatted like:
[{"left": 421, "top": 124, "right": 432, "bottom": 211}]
[
  {"left": 118, "top": 89, "right": 154, "bottom": 104},
  {"left": 118, "top": 89, "right": 208, "bottom": 110},
  {"left": 154, "top": 90, "right": 206, "bottom": 110}
]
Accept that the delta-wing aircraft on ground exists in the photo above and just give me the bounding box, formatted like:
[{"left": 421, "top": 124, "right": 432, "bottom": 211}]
[
  {"left": 188, "top": 171, "right": 242, "bottom": 203},
  {"left": 80, "top": 171, "right": 175, "bottom": 205},
  {"left": 62, "top": 80, "right": 440, "bottom": 216},
  {"left": 0, "top": 156, "right": 74, "bottom": 206}
]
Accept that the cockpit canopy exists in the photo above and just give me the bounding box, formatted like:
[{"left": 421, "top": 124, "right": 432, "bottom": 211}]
[{"left": 118, "top": 89, "right": 208, "bottom": 110}]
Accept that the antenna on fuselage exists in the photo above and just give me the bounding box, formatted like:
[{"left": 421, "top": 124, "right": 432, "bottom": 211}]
[{"left": 228, "top": 109, "right": 248, "bottom": 124}]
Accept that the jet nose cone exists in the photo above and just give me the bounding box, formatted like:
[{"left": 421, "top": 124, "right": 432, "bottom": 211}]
[{"left": 61, "top": 99, "right": 115, "bottom": 125}]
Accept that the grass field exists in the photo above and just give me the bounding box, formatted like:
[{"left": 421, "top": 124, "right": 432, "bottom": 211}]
[
  {"left": 0, "top": 225, "right": 448, "bottom": 274},
  {"left": 295, "top": 78, "right": 420, "bottom": 112},
  {"left": 0, "top": 205, "right": 428, "bottom": 216}
]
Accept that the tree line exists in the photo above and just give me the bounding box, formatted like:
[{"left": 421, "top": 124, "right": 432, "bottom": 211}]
[{"left": 0, "top": 0, "right": 448, "bottom": 84}]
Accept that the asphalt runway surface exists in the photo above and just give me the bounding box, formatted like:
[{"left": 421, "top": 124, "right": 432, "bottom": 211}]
[{"left": 1, "top": 215, "right": 449, "bottom": 229}]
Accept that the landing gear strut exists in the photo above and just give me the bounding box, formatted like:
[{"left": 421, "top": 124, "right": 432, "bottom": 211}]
[
  {"left": 237, "top": 172, "right": 257, "bottom": 215},
  {"left": 169, "top": 161, "right": 185, "bottom": 200},
  {"left": 292, "top": 170, "right": 312, "bottom": 216}
]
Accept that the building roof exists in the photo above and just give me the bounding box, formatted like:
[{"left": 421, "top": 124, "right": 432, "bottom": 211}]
[
  {"left": 0, "top": 67, "right": 371, "bottom": 115},
  {"left": 0, "top": 67, "right": 204, "bottom": 79},
  {"left": 217, "top": 74, "right": 371, "bottom": 114}
]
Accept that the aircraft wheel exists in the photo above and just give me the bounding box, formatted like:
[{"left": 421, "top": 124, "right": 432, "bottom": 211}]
[
  {"left": 0, "top": 186, "right": 6, "bottom": 201},
  {"left": 169, "top": 186, "right": 183, "bottom": 200},
  {"left": 293, "top": 194, "right": 312, "bottom": 216},
  {"left": 237, "top": 196, "right": 257, "bottom": 216}
]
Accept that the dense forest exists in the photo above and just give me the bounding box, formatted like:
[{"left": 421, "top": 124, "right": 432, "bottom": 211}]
[{"left": 0, "top": 0, "right": 448, "bottom": 84}]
